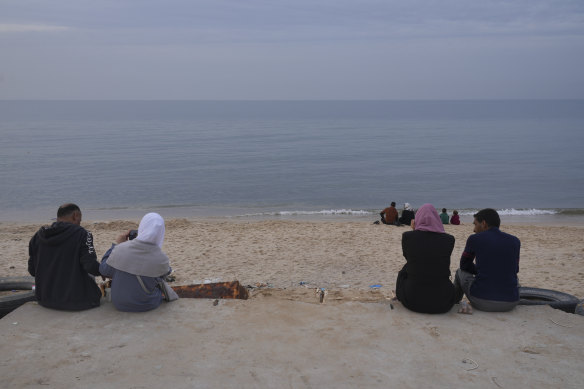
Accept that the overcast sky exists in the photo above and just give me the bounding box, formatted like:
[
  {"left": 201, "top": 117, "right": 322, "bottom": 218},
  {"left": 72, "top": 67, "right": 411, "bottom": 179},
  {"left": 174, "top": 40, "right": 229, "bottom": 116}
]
[{"left": 1, "top": 0, "right": 583, "bottom": 100}]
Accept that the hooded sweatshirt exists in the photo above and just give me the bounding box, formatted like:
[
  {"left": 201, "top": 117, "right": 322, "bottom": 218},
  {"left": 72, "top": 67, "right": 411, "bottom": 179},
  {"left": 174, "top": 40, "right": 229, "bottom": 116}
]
[
  {"left": 99, "top": 213, "right": 171, "bottom": 312},
  {"left": 28, "top": 221, "right": 102, "bottom": 310}
]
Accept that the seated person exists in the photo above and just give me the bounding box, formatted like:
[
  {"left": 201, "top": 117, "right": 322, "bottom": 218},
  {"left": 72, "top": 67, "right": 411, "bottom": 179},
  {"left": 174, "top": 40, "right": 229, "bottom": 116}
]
[
  {"left": 100, "top": 213, "right": 173, "bottom": 312},
  {"left": 454, "top": 208, "right": 520, "bottom": 312},
  {"left": 28, "top": 203, "right": 102, "bottom": 311},
  {"left": 439, "top": 208, "right": 449, "bottom": 224},
  {"left": 379, "top": 202, "right": 399, "bottom": 225},
  {"left": 395, "top": 203, "right": 456, "bottom": 314},
  {"left": 398, "top": 203, "right": 415, "bottom": 226},
  {"left": 450, "top": 210, "right": 460, "bottom": 225}
]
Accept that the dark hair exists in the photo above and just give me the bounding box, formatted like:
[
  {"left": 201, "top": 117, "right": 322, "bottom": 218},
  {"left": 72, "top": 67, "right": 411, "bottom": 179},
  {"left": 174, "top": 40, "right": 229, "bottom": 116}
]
[
  {"left": 453, "top": 210, "right": 458, "bottom": 215},
  {"left": 57, "top": 203, "right": 81, "bottom": 218},
  {"left": 442, "top": 208, "right": 447, "bottom": 213},
  {"left": 391, "top": 202, "right": 396, "bottom": 207},
  {"left": 473, "top": 208, "right": 500, "bottom": 228}
]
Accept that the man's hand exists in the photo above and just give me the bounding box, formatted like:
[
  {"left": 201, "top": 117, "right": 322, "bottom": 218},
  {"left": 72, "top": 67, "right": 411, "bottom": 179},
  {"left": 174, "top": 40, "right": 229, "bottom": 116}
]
[{"left": 114, "top": 230, "right": 131, "bottom": 244}]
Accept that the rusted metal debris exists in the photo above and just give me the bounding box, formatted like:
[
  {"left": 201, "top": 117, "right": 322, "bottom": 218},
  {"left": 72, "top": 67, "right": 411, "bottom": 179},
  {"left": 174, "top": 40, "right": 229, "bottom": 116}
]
[{"left": 172, "top": 281, "right": 249, "bottom": 300}]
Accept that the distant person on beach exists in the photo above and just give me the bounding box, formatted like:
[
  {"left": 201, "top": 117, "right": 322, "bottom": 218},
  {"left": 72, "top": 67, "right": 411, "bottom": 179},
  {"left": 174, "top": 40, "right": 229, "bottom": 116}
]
[
  {"left": 99, "top": 213, "right": 175, "bottom": 312},
  {"left": 28, "top": 203, "right": 102, "bottom": 311},
  {"left": 398, "top": 203, "right": 415, "bottom": 226},
  {"left": 454, "top": 208, "right": 520, "bottom": 312},
  {"left": 395, "top": 203, "right": 457, "bottom": 313},
  {"left": 440, "top": 208, "right": 449, "bottom": 224},
  {"left": 380, "top": 202, "right": 399, "bottom": 225},
  {"left": 450, "top": 210, "right": 460, "bottom": 225}
]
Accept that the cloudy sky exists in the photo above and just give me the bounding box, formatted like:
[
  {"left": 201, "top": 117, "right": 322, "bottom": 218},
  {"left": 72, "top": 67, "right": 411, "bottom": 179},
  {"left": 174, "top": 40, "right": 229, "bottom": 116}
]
[{"left": 1, "top": 0, "right": 583, "bottom": 100}]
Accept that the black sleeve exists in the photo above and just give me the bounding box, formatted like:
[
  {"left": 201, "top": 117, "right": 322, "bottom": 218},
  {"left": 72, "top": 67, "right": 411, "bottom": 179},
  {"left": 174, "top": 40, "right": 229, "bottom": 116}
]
[
  {"left": 79, "top": 231, "right": 101, "bottom": 276},
  {"left": 28, "top": 234, "right": 37, "bottom": 276},
  {"left": 459, "top": 237, "right": 477, "bottom": 274},
  {"left": 401, "top": 232, "right": 409, "bottom": 259}
]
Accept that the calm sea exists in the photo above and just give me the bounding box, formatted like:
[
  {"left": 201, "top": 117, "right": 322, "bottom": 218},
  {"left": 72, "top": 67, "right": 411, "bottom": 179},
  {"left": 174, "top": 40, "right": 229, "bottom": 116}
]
[{"left": 1, "top": 100, "right": 583, "bottom": 224}]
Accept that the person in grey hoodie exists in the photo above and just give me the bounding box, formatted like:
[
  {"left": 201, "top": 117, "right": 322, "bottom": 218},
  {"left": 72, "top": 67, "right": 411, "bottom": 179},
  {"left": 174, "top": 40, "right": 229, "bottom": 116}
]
[{"left": 100, "top": 213, "right": 173, "bottom": 312}]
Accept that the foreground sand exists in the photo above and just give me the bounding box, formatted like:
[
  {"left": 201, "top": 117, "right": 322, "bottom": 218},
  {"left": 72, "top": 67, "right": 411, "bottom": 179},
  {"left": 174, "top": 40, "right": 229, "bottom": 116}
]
[{"left": 1, "top": 219, "right": 583, "bottom": 387}]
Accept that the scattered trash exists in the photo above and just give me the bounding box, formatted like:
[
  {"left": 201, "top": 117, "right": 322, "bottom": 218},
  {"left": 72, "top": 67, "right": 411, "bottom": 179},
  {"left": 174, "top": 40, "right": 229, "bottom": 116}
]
[
  {"left": 458, "top": 301, "right": 473, "bottom": 315},
  {"left": 299, "top": 281, "right": 308, "bottom": 286},
  {"left": 316, "top": 288, "right": 327, "bottom": 303},
  {"left": 550, "top": 318, "right": 572, "bottom": 328},
  {"left": 165, "top": 274, "right": 176, "bottom": 282},
  {"left": 203, "top": 278, "right": 223, "bottom": 284},
  {"left": 462, "top": 358, "right": 479, "bottom": 371},
  {"left": 213, "top": 299, "right": 219, "bottom": 306},
  {"left": 369, "top": 284, "right": 382, "bottom": 289},
  {"left": 12, "top": 322, "right": 18, "bottom": 325}
]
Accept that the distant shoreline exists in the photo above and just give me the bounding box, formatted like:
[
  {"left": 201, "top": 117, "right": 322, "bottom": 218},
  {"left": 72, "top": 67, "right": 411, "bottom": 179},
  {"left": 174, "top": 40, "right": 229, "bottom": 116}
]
[{"left": 2, "top": 210, "right": 584, "bottom": 227}]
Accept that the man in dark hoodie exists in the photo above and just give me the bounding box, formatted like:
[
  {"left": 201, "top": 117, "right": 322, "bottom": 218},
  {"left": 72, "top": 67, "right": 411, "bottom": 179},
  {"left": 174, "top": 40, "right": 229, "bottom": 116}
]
[{"left": 28, "top": 203, "right": 102, "bottom": 310}]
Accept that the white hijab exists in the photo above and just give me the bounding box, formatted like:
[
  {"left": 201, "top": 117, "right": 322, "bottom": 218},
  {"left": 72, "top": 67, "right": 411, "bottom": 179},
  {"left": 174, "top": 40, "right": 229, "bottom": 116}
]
[
  {"left": 136, "top": 212, "right": 165, "bottom": 248},
  {"left": 106, "top": 213, "right": 170, "bottom": 277}
]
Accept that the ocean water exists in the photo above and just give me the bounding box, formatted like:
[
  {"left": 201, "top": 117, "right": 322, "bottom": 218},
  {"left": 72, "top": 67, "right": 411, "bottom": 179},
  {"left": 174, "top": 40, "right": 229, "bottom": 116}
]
[{"left": 1, "top": 100, "right": 583, "bottom": 224}]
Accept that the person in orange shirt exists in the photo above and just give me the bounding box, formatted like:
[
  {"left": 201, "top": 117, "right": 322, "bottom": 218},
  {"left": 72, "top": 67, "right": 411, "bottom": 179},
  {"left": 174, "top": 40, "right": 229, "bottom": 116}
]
[{"left": 380, "top": 202, "right": 399, "bottom": 225}]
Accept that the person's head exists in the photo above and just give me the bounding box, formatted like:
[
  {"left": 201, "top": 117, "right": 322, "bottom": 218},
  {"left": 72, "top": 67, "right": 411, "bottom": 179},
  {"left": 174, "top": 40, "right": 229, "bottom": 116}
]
[
  {"left": 413, "top": 204, "right": 445, "bottom": 233},
  {"left": 136, "top": 212, "right": 166, "bottom": 248},
  {"left": 404, "top": 203, "right": 411, "bottom": 210},
  {"left": 473, "top": 208, "right": 500, "bottom": 233},
  {"left": 391, "top": 202, "right": 396, "bottom": 207},
  {"left": 442, "top": 208, "right": 447, "bottom": 213},
  {"left": 57, "top": 203, "right": 82, "bottom": 225},
  {"left": 453, "top": 210, "right": 458, "bottom": 215}
]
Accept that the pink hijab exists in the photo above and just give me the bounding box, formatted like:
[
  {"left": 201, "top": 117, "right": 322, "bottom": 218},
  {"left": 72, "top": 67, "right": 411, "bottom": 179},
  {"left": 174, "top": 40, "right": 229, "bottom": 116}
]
[{"left": 414, "top": 204, "right": 445, "bottom": 233}]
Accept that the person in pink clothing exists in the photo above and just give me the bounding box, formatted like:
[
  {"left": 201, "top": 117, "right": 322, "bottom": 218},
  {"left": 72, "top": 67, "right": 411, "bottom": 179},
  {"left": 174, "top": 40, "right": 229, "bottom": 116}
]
[
  {"left": 450, "top": 210, "right": 461, "bottom": 225},
  {"left": 395, "top": 204, "right": 456, "bottom": 313}
]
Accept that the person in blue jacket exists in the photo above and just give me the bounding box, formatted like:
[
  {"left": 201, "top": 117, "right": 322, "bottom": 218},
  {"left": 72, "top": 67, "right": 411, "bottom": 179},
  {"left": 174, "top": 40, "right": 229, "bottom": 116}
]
[
  {"left": 454, "top": 208, "right": 520, "bottom": 312},
  {"left": 100, "top": 213, "right": 173, "bottom": 312}
]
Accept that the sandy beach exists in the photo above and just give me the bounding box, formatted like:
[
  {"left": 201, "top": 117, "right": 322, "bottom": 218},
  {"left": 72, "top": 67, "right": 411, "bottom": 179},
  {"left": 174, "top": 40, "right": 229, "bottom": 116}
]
[
  {"left": 2, "top": 219, "right": 583, "bottom": 299},
  {"left": 1, "top": 219, "right": 583, "bottom": 387}
]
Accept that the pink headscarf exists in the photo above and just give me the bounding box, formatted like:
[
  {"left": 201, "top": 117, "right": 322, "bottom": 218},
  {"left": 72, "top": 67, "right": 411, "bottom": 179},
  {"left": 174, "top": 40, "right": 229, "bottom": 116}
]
[{"left": 414, "top": 204, "right": 445, "bottom": 233}]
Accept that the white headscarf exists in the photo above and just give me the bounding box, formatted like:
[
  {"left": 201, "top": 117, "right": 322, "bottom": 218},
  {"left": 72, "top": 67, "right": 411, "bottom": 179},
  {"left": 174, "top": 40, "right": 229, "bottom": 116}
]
[
  {"left": 136, "top": 212, "right": 165, "bottom": 248},
  {"left": 106, "top": 212, "right": 170, "bottom": 277}
]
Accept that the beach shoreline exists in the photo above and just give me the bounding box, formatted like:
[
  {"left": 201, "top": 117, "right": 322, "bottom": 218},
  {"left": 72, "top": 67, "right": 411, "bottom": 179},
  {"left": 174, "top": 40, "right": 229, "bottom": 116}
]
[{"left": 3, "top": 218, "right": 583, "bottom": 300}]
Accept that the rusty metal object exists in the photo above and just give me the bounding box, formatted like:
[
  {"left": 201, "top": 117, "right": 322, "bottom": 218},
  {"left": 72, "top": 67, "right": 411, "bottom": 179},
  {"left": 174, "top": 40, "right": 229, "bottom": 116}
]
[{"left": 172, "top": 281, "right": 249, "bottom": 300}]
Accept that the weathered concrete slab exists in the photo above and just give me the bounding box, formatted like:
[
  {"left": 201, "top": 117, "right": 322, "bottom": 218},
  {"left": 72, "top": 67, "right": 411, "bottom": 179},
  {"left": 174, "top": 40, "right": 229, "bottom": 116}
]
[{"left": 1, "top": 298, "right": 583, "bottom": 388}]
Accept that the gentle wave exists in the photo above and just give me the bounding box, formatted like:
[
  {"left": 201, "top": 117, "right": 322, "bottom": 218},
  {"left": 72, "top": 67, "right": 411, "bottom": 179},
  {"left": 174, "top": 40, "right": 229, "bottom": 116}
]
[
  {"left": 459, "top": 208, "right": 558, "bottom": 216},
  {"left": 235, "top": 209, "right": 374, "bottom": 218},
  {"left": 237, "top": 208, "right": 570, "bottom": 218}
]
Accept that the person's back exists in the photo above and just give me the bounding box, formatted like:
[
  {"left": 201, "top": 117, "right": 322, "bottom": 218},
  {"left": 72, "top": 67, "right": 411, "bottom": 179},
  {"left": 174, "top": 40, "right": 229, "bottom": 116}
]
[
  {"left": 396, "top": 204, "right": 456, "bottom": 314},
  {"left": 99, "top": 213, "right": 172, "bottom": 312},
  {"left": 455, "top": 208, "right": 520, "bottom": 312},
  {"left": 463, "top": 228, "right": 520, "bottom": 301},
  {"left": 398, "top": 203, "right": 415, "bottom": 226},
  {"left": 28, "top": 204, "right": 102, "bottom": 310},
  {"left": 380, "top": 202, "right": 399, "bottom": 225},
  {"left": 440, "top": 208, "right": 449, "bottom": 224},
  {"left": 450, "top": 210, "right": 460, "bottom": 225}
]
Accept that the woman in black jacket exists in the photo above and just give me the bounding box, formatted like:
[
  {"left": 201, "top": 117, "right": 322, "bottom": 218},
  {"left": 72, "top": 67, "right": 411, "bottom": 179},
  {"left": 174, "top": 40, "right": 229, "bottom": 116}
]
[{"left": 396, "top": 203, "right": 456, "bottom": 313}]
